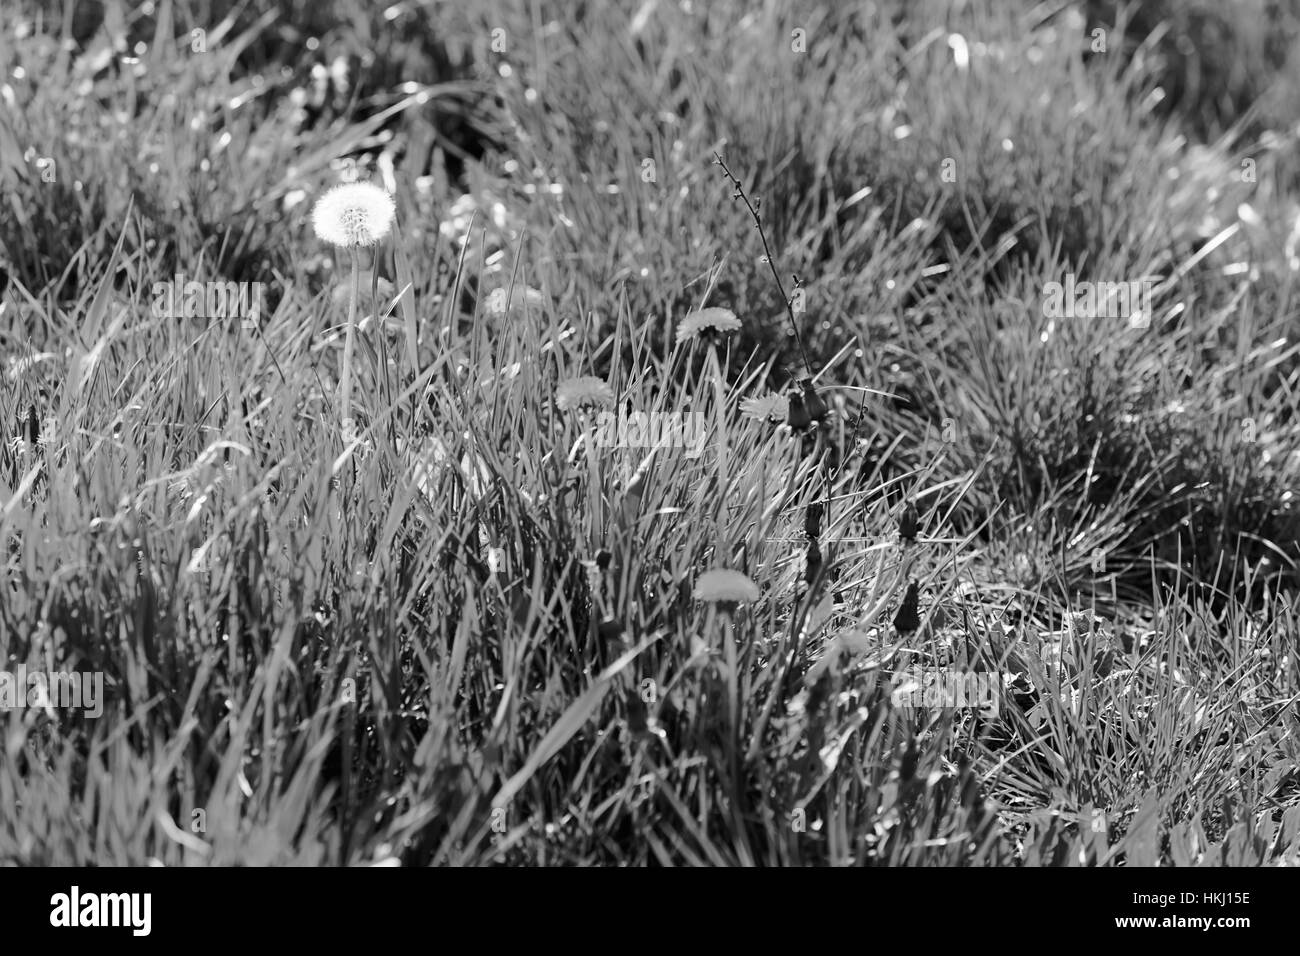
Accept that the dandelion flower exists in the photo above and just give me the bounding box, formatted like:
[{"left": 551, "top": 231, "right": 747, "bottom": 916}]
[
  {"left": 310, "top": 182, "right": 397, "bottom": 445},
  {"left": 486, "top": 285, "right": 545, "bottom": 317},
  {"left": 556, "top": 376, "right": 615, "bottom": 411},
  {"left": 311, "top": 182, "right": 396, "bottom": 248},
  {"left": 837, "top": 628, "right": 874, "bottom": 657},
  {"left": 693, "top": 568, "right": 760, "bottom": 604},
  {"left": 740, "top": 392, "right": 789, "bottom": 422},
  {"left": 676, "top": 306, "right": 741, "bottom": 344}
]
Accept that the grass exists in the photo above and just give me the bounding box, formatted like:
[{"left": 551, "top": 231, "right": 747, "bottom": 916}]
[{"left": 0, "top": 0, "right": 1298, "bottom": 866}]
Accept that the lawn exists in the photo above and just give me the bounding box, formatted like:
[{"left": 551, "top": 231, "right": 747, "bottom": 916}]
[{"left": 1, "top": 0, "right": 1298, "bottom": 866}]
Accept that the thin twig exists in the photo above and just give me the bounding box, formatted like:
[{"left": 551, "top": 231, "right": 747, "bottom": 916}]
[{"left": 713, "top": 152, "right": 814, "bottom": 378}]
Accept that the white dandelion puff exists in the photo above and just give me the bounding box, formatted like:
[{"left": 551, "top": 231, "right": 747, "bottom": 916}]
[{"left": 311, "top": 182, "right": 396, "bottom": 248}]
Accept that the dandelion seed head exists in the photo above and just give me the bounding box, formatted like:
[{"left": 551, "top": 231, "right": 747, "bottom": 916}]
[
  {"left": 676, "top": 306, "right": 741, "bottom": 344},
  {"left": 556, "top": 376, "right": 615, "bottom": 411},
  {"left": 311, "top": 182, "right": 396, "bottom": 247}
]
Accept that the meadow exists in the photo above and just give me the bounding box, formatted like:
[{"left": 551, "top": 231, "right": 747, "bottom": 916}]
[{"left": 1, "top": 0, "right": 1298, "bottom": 866}]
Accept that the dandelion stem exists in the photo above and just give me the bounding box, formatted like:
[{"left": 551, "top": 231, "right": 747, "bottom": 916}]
[
  {"left": 340, "top": 247, "right": 361, "bottom": 443},
  {"left": 708, "top": 341, "right": 729, "bottom": 547}
]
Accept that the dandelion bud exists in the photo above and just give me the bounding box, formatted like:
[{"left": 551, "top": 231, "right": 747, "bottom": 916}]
[
  {"left": 804, "top": 540, "right": 823, "bottom": 584},
  {"left": 802, "top": 380, "right": 828, "bottom": 422},
  {"left": 893, "top": 580, "right": 920, "bottom": 634},
  {"left": 805, "top": 667, "right": 832, "bottom": 714},
  {"left": 786, "top": 391, "right": 811, "bottom": 431},
  {"left": 804, "top": 502, "right": 824, "bottom": 538},
  {"left": 899, "top": 741, "right": 920, "bottom": 782},
  {"left": 899, "top": 501, "right": 918, "bottom": 544},
  {"left": 627, "top": 692, "right": 649, "bottom": 734}
]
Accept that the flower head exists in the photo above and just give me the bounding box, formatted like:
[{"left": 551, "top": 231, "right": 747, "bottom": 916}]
[
  {"left": 740, "top": 392, "right": 789, "bottom": 423},
  {"left": 676, "top": 307, "right": 741, "bottom": 344},
  {"left": 837, "top": 628, "right": 874, "bottom": 657},
  {"left": 312, "top": 182, "right": 396, "bottom": 247},
  {"left": 487, "top": 285, "right": 546, "bottom": 317},
  {"left": 556, "top": 376, "right": 615, "bottom": 411},
  {"left": 693, "top": 568, "right": 760, "bottom": 604}
]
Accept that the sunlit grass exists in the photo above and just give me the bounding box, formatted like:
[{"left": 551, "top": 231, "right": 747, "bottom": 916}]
[{"left": 0, "top": 0, "right": 1298, "bottom": 866}]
